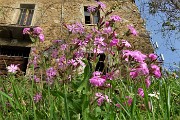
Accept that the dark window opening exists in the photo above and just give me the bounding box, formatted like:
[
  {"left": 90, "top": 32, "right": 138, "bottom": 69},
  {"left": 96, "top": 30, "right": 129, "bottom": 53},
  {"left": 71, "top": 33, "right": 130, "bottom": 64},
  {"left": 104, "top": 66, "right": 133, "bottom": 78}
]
[
  {"left": 84, "top": 6, "right": 100, "bottom": 24},
  {"left": 17, "top": 4, "right": 35, "bottom": 26},
  {"left": 85, "top": 16, "right": 91, "bottom": 24},
  {"left": 0, "top": 45, "right": 31, "bottom": 75}
]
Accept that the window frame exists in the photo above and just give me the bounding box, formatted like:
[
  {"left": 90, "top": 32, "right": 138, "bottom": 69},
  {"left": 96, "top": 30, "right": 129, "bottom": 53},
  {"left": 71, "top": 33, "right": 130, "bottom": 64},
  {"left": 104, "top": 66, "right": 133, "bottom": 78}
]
[
  {"left": 84, "top": 6, "right": 100, "bottom": 25},
  {"left": 17, "top": 4, "right": 35, "bottom": 26}
]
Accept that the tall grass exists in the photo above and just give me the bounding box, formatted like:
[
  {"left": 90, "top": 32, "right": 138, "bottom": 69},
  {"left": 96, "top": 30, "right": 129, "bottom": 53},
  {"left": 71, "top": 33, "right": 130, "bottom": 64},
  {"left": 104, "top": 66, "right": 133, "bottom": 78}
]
[{"left": 0, "top": 68, "right": 179, "bottom": 119}]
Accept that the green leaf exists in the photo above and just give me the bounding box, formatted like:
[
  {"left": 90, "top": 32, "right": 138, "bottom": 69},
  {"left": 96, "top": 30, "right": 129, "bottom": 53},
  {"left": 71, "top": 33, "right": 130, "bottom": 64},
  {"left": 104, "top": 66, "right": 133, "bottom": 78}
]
[
  {"left": 95, "top": 107, "right": 101, "bottom": 117},
  {"left": 112, "top": 94, "right": 130, "bottom": 117},
  {"left": 64, "top": 84, "right": 70, "bottom": 120},
  {"left": 30, "top": 36, "right": 37, "bottom": 43},
  {"left": 77, "top": 60, "right": 91, "bottom": 93},
  {"left": 0, "top": 90, "right": 13, "bottom": 102}
]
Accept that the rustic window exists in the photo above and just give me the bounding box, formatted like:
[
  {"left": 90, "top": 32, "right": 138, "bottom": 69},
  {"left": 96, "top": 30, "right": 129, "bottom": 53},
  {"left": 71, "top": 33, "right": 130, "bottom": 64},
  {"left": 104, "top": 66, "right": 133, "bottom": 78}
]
[
  {"left": 84, "top": 6, "right": 100, "bottom": 24},
  {"left": 0, "top": 45, "right": 31, "bottom": 75},
  {"left": 17, "top": 4, "right": 35, "bottom": 26}
]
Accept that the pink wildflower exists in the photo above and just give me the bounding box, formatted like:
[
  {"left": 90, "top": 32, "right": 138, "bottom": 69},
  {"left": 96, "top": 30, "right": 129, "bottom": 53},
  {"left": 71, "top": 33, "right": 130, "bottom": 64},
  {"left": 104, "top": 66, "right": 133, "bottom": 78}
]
[
  {"left": 23, "top": 28, "right": 30, "bottom": 34},
  {"left": 128, "top": 25, "right": 138, "bottom": 36},
  {"left": 87, "top": 6, "right": 96, "bottom": 12},
  {"left": 56, "top": 56, "right": 67, "bottom": 69},
  {"left": 145, "top": 76, "right": 151, "bottom": 88},
  {"left": 46, "top": 77, "right": 54, "bottom": 85},
  {"left": 92, "top": 28, "right": 101, "bottom": 34},
  {"left": 85, "top": 33, "right": 92, "bottom": 41},
  {"left": 123, "top": 50, "right": 147, "bottom": 63},
  {"left": 103, "top": 27, "right": 113, "bottom": 34},
  {"left": 151, "top": 64, "right": 161, "bottom": 78},
  {"left": 113, "top": 31, "right": 118, "bottom": 38},
  {"left": 110, "top": 15, "right": 121, "bottom": 22},
  {"left": 95, "top": 93, "right": 105, "bottom": 106},
  {"left": 33, "top": 93, "right": 42, "bottom": 103},
  {"left": 89, "top": 76, "right": 106, "bottom": 87},
  {"left": 121, "top": 40, "right": 131, "bottom": 47},
  {"left": 130, "top": 62, "right": 149, "bottom": 78},
  {"left": 60, "top": 44, "right": 68, "bottom": 50},
  {"left": 110, "top": 38, "right": 119, "bottom": 46},
  {"left": 7, "top": 64, "right": 19, "bottom": 73},
  {"left": 94, "top": 37, "right": 106, "bottom": 46},
  {"left": 105, "top": 21, "right": 110, "bottom": 27},
  {"left": 68, "top": 59, "right": 78, "bottom": 66},
  {"left": 105, "top": 72, "right": 114, "bottom": 80},
  {"left": 93, "top": 46, "right": 105, "bottom": 54},
  {"left": 53, "top": 40, "right": 63, "bottom": 43},
  {"left": 33, "top": 27, "right": 43, "bottom": 35},
  {"left": 115, "top": 104, "right": 121, "bottom": 108},
  {"left": 39, "top": 33, "right": 44, "bottom": 42},
  {"left": 104, "top": 95, "right": 112, "bottom": 103},
  {"left": 138, "top": 88, "right": 144, "bottom": 98},
  {"left": 137, "top": 62, "right": 149, "bottom": 75},
  {"left": 34, "top": 75, "right": 40, "bottom": 83},
  {"left": 32, "top": 56, "right": 39, "bottom": 68},
  {"left": 72, "top": 38, "right": 81, "bottom": 44},
  {"left": 95, "top": 93, "right": 111, "bottom": 106},
  {"left": 67, "top": 23, "right": 84, "bottom": 34},
  {"left": 126, "top": 96, "right": 133, "bottom": 106},
  {"left": 75, "top": 22, "right": 84, "bottom": 34},
  {"left": 97, "top": 1, "right": 106, "bottom": 9},
  {"left": 76, "top": 58, "right": 85, "bottom": 67},
  {"left": 67, "top": 24, "right": 76, "bottom": 33},
  {"left": 90, "top": 71, "right": 106, "bottom": 87},
  {"left": 46, "top": 67, "right": 57, "bottom": 78},
  {"left": 51, "top": 49, "right": 58, "bottom": 58},
  {"left": 130, "top": 68, "right": 138, "bottom": 78},
  {"left": 74, "top": 49, "right": 85, "bottom": 58},
  {"left": 149, "top": 53, "right": 157, "bottom": 61},
  {"left": 93, "top": 71, "right": 102, "bottom": 76}
]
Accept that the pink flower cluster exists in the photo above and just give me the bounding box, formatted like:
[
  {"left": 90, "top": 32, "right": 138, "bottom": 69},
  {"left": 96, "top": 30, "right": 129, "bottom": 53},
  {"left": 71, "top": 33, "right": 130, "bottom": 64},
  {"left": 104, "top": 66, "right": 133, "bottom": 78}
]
[
  {"left": 128, "top": 25, "right": 138, "bottom": 36},
  {"left": 94, "top": 36, "right": 106, "bottom": 47},
  {"left": 23, "top": 27, "right": 45, "bottom": 42},
  {"left": 123, "top": 50, "right": 160, "bottom": 88},
  {"left": 95, "top": 93, "right": 111, "bottom": 106},
  {"left": 121, "top": 40, "right": 131, "bottom": 48},
  {"left": 151, "top": 64, "right": 161, "bottom": 78},
  {"left": 110, "top": 38, "right": 119, "bottom": 46},
  {"left": 46, "top": 67, "right": 57, "bottom": 84},
  {"left": 68, "top": 58, "right": 85, "bottom": 67},
  {"left": 97, "top": 1, "right": 106, "bottom": 9},
  {"left": 110, "top": 15, "right": 121, "bottom": 22},
  {"left": 123, "top": 50, "right": 147, "bottom": 63},
  {"left": 138, "top": 88, "right": 144, "bottom": 98},
  {"left": 67, "top": 22, "right": 84, "bottom": 34},
  {"left": 87, "top": 6, "right": 96, "bottom": 12},
  {"left": 130, "top": 62, "right": 149, "bottom": 78},
  {"left": 89, "top": 71, "right": 106, "bottom": 87},
  {"left": 33, "top": 93, "right": 42, "bottom": 103},
  {"left": 149, "top": 53, "right": 158, "bottom": 61}
]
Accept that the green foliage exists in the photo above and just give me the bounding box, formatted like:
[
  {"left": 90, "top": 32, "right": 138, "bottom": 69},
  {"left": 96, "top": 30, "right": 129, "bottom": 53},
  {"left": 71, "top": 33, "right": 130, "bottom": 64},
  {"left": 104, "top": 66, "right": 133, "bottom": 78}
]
[{"left": 0, "top": 72, "right": 179, "bottom": 119}]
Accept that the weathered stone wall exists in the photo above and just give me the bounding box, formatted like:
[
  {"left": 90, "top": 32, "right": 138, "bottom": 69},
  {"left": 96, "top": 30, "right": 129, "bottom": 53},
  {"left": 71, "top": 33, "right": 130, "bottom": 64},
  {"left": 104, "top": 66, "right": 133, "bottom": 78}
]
[{"left": 0, "top": 0, "right": 153, "bottom": 53}]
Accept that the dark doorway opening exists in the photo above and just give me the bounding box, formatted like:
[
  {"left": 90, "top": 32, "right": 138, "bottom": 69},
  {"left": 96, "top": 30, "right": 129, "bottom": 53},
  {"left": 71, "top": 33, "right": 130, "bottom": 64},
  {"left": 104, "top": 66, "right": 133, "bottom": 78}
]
[{"left": 0, "top": 45, "right": 31, "bottom": 75}]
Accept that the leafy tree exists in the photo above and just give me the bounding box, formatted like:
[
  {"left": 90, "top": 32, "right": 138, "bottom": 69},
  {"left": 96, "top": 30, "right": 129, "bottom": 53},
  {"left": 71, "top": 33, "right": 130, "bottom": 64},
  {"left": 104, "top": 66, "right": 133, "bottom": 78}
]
[{"left": 148, "top": 0, "right": 180, "bottom": 34}]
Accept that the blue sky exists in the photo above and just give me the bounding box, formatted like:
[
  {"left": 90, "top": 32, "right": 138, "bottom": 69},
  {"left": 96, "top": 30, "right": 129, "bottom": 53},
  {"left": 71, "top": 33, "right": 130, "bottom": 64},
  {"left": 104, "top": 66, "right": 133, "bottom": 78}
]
[{"left": 135, "top": 0, "right": 180, "bottom": 70}]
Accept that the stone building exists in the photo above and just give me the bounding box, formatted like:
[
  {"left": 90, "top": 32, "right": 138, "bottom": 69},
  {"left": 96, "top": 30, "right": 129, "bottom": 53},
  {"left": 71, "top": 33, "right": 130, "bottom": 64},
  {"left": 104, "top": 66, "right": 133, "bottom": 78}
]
[{"left": 0, "top": 0, "right": 153, "bottom": 74}]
